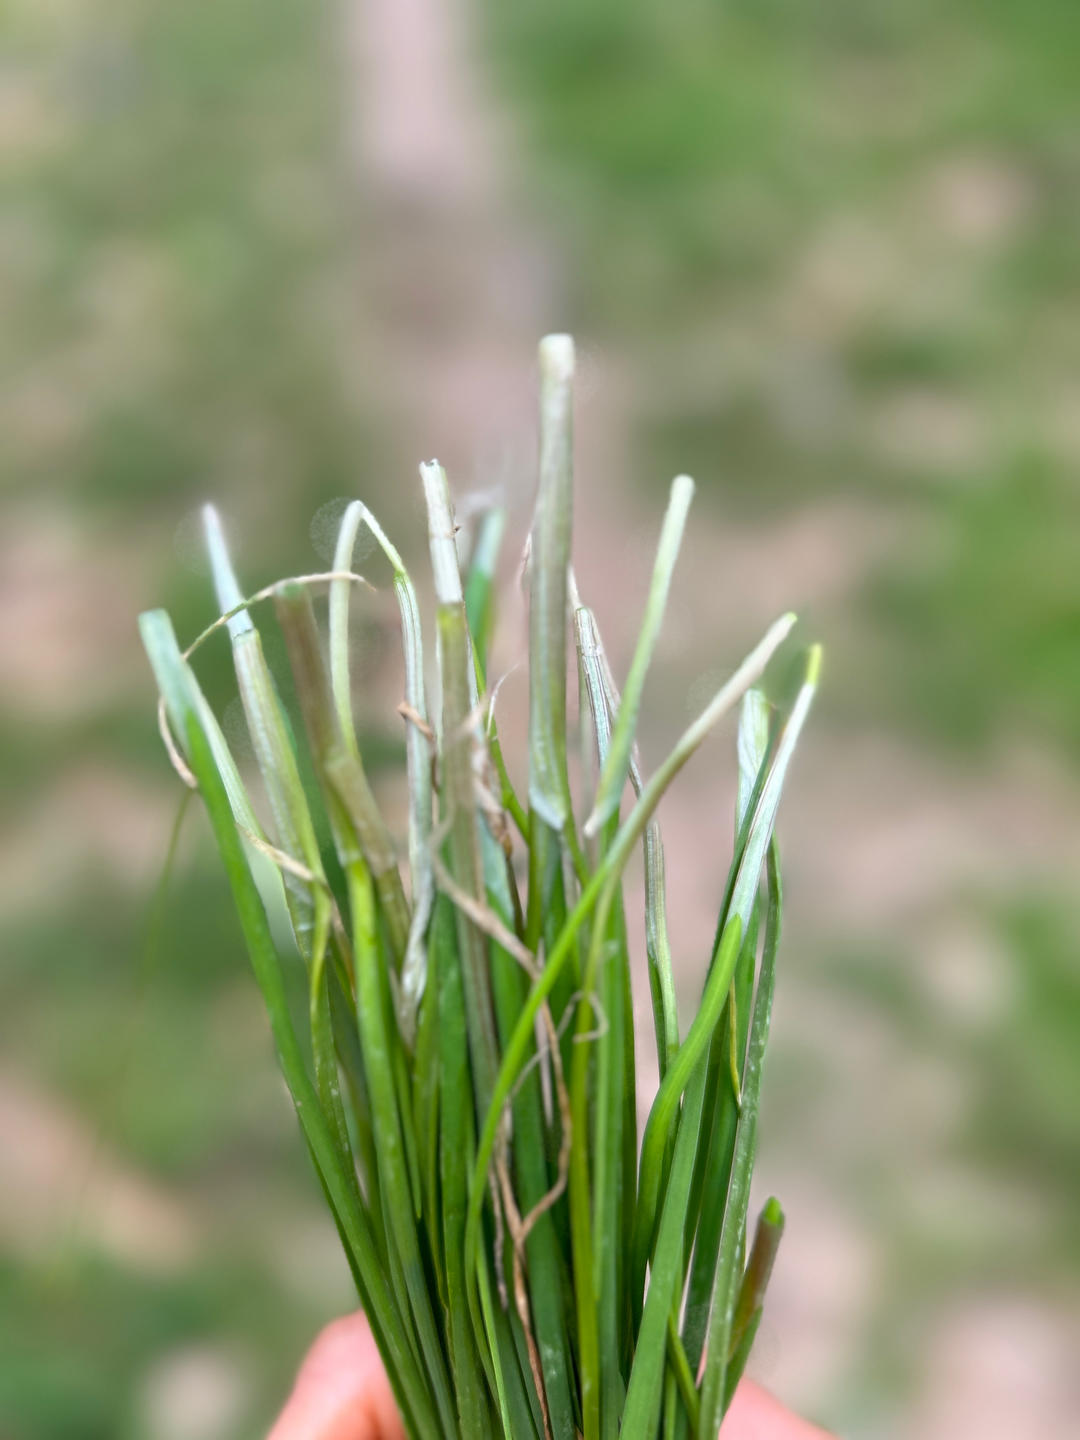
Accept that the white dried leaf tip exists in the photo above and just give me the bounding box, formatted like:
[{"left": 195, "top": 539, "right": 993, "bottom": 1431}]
[{"left": 539, "top": 333, "right": 575, "bottom": 383}]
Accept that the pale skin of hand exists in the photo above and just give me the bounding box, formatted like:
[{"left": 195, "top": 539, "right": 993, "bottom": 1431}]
[{"left": 269, "top": 1313, "right": 834, "bottom": 1440}]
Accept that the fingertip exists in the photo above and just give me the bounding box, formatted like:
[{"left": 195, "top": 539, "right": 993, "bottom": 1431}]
[
  {"left": 721, "top": 1380, "right": 835, "bottom": 1439},
  {"left": 269, "top": 1320, "right": 833, "bottom": 1440},
  {"left": 268, "top": 1312, "right": 404, "bottom": 1440}
]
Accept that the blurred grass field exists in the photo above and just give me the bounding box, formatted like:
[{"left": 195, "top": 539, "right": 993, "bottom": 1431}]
[{"left": 2, "top": 1, "right": 1079, "bottom": 1436}]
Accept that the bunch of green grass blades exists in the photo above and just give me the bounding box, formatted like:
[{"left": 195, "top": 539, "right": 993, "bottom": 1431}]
[{"left": 140, "top": 334, "right": 819, "bottom": 1440}]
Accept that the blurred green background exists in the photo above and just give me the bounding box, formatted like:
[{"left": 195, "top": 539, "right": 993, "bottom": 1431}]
[{"left": 2, "top": 1, "right": 1078, "bottom": 1436}]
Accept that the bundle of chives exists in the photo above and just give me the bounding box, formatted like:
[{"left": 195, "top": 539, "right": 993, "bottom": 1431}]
[{"left": 140, "top": 334, "right": 818, "bottom": 1440}]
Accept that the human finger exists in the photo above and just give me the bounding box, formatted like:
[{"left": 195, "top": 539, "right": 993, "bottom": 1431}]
[
  {"left": 721, "top": 1379, "right": 835, "bottom": 1439},
  {"left": 267, "top": 1312, "right": 405, "bottom": 1440}
]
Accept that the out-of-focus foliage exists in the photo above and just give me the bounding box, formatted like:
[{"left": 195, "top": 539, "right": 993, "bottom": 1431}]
[
  {"left": 3, "top": 0, "right": 1079, "bottom": 1435},
  {"left": 486, "top": 0, "right": 1080, "bottom": 754}
]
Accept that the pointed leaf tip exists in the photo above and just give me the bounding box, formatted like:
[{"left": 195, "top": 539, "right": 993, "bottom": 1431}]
[
  {"left": 202, "top": 504, "right": 252, "bottom": 636},
  {"left": 583, "top": 468, "right": 695, "bottom": 836}
]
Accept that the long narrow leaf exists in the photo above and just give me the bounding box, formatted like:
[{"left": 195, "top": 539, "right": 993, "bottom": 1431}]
[
  {"left": 575, "top": 602, "right": 679, "bottom": 1078},
  {"left": 633, "top": 646, "right": 818, "bottom": 1295},
  {"left": 464, "top": 506, "right": 506, "bottom": 681},
  {"left": 585, "top": 473, "right": 694, "bottom": 837},
  {"left": 333, "top": 500, "right": 434, "bottom": 1038},
  {"left": 139, "top": 610, "right": 439, "bottom": 1440},
  {"left": 697, "top": 848, "right": 783, "bottom": 1439},
  {"left": 274, "top": 584, "right": 410, "bottom": 964},
  {"left": 528, "top": 334, "right": 575, "bottom": 831},
  {"left": 618, "top": 918, "right": 742, "bottom": 1440}
]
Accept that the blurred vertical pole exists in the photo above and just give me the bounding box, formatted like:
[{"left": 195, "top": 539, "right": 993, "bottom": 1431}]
[
  {"left": 340, "top": 0, "right": 556, "bottom": 491},
  {"left": 349, "top": 0, "right": 495, "bottom": 205}
]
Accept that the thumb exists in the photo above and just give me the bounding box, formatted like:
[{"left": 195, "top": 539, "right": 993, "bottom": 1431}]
[
  {"left": 722, "top": 1379, "right": 835, "bottom": 1438},
  {"left": 268, "top": 1312, "right": 405, "bottom": 1440}
]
